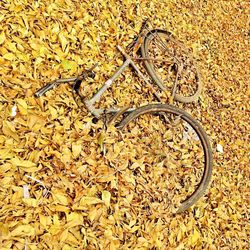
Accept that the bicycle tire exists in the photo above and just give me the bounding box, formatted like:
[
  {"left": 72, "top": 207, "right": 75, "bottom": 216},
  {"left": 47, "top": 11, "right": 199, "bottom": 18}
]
[
  {"left": 141, "top": 29, "right": 203, "bottom": 103},
  {"left": 117, "top": 103, "right": 212, "bottom": 213}
]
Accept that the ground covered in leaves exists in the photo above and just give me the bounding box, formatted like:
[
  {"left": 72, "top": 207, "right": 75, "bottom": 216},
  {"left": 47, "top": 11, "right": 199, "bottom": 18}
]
[{"left": 0, "top": 0, "right": 249, "bottom": 249}]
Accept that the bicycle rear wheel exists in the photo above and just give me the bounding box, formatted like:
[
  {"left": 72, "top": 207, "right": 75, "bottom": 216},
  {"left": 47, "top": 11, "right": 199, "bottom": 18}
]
[
  {"left": 116, "top": 103, "right": 212, "bottom": 213},
  {"left": 141, "top": 29, "right": 202, "bottom": 103}
]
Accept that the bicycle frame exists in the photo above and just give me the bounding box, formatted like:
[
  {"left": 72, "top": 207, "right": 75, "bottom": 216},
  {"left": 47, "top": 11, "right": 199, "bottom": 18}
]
[
  {"left": 35, "top": 43, "right": 162, "bottom": 118},
  {"left": 84, "top": 45, "right": 161, "bottom": 117}
]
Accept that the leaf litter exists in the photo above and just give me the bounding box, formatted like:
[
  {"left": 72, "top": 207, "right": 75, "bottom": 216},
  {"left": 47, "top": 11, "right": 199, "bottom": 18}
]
[{"left": 0, "top": 0, "right": 249, "bottom": 249}]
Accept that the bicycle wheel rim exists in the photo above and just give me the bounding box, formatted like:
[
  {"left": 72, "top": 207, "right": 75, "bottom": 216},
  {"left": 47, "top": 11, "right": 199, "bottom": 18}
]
[
  {"left": 141, "top": 29, "right": 203, "bottom": 103},
  {"left": 117, "top": 103, "right": 213, "bottom": 213}
]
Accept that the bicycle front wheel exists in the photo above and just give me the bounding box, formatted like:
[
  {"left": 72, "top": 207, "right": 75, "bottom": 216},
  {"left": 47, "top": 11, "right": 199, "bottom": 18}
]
[
  {"left": 141, "top": 29, "right": 202, "bottom": 103},
  {"left": 116, "top": 103, "right": 212, "bottom": 213}
]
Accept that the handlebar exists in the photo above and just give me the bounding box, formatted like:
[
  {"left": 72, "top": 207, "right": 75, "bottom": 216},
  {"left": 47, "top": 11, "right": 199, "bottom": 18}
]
[
  {"left": 34, "top": 66, "right": 97, "bottom": 97},
  {"left": 35, "top": 81, "right": 57, "bottom": 97}
]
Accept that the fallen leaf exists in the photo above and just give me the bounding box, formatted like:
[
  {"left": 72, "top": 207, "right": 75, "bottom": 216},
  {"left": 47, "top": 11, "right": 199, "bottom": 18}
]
[
  {"left": 102, "top": 190, "right": 111, "bottom": 207},
  {"left": 79, "top": 196, "right": 103, "bottom": 206},
  {"left": 10, "top": 157, "right": 38, "bottom": 172},
  {"left": 0, "top": 31, "right": 6, "bottom": 45},
  {"left": 10, "top": 225, "right": 35, "bottom": 237}
]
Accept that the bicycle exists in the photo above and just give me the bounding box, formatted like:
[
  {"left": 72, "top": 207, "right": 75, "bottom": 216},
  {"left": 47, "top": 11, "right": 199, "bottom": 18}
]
[
  {"left": 34, "top": 20, "right": 212, "bottom": 213},
  {"left": 35, "top": 19, "right": 202, "bottom": 117}
]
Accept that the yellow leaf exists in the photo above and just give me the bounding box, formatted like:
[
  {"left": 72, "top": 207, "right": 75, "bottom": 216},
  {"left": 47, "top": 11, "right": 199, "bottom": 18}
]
[
  {"left": 191, "top": 228, "right": 200, "bottom": 245},
  {"left": 39, "top": 214, "right": 49, "bottom": 228},
  {"left": 0, "top": 223, "right": 9, "bottom": 237},
  {"left": 3, "top": 53, "right": 16, "bottom": 61},
  {"left": 22, "top": 198, "right": 39, "bottom": 207},
  {"left": 88, "top": 208, "right": 99, "bottom": 222},
  {"left": 53, "top": 193, "right": 69, "bottom": 206},
  {"left": 28, "top": 114, "right": 46, "bottom": 131},
  {"left": 52, "top": 205, "right": 70, "bottom": 212},
  {"left": 0, "top": 31, "right": 6, "bottom": 45},
  {"left": 104, "top": 228, "right": 114, "bottom": 240},
  {"left": 60, "top": 229, "right": 69, "bottom": 242},
  {"left": 29, "top": 245, "right": 38, "bottom": 250},
  {"left": 85, "top": 158, "right": 96, "bottom": 166},
  {"left": 1, "top": 176, "right": 12, "bottom": 186},
  {"left": 6, "top": 42, "right": 16, "bottom": 53},
  {"left": 39, "top": 47, "right": 48, "bottom": 57},
  {"left": 49, "top": 106, "right": 58, "bottom": 119},
  {"left": 102, "top": 190, "right": 111, "bottom": 207},
  {"left": 10, "top": 225, "right": 35, "bottom": 237},
  {"left": 97, "top": 132, "right": 105, "bottom": 149},
  {"left": 0, "top": 148, "right": 14, "bottom": 160},
  {"left": 16, "top": 98, "right": 28, "bottom": 115},
  {"left": 10, "top": 157, "right": 38, "bottom": 172},
  {"left": 124, "top": 174, "right": 135, "bottom": 185},
  {"left": 49, "top": 225, "right": 61, "bottom": 235},
  {"left": 62, "top": 246, "right": 72, "bottom": 250},
  {"left": 66, "top": 212, "right": 83, "bottom": 228},
  {"left": 72, "top": 142, "right": 82, "bottom": 158},
  {"left": 128, "top": 219, "right": 137, "bottom": 228},
  {"left": 130, "top": 225, "right": 140, "bottom": 233},
  {"left": 61, "top": 60, "right": 76, "bottom": 70},
  {"left": 2, "top": 121, "right": 19, "bottom": 141},
  {"left": 79, "top": 196, "right": 103, "bottom": 206},
  {"left": 58, "top": 32, "right": 68, "bottom": 52},
  {"left": 16, "top": 51, "right": 29, "bottom": 61},
  {"left": 10, "top": 158, "right": 33, "bottom": 168},
  {"left": 53, "top": 214, "right": 60, "bottom": 226},
  {"left": 28, "top": 150, "right": 42, "bottom": 163},
  {"left": 13, "top": 4, "right": 22, "bottom": 12},
  {"left": 64, "top": 231, "right": 79, "bottom": 245},
  {"left": 30, "top": 41, "right": 40, "bottom": 51}
]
